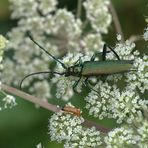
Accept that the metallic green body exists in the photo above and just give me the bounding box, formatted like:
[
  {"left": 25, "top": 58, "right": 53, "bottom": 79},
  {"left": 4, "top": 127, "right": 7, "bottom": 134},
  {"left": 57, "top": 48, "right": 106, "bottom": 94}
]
[{"left": 82, "top": 60, "right": 133, "bottom": 76}]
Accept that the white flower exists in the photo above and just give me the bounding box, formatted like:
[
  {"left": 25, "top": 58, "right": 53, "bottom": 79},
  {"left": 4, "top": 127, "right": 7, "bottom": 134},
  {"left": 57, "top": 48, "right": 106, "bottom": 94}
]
[
  {"left": 36, "top": 143, "right": 44, "bottom": 148},
  {"left": 126, "top": 55, "right": 148, "bottom": 93},
  {"left": 0, "top": 35, "right": 8, "bottom": 85},
  {"left": 85, "top": 81, "right": 115, "bottom": 119},
  {"left": 51, "top": 9, "right": 82, "bottom": 39},
  {"left": 9, "top": 0, "right": 39, "bottom": 18},
  {"left": 29, "top": 80, "right": 51, "bottom": 100},
  {"left": 2, "top": 95, "right": 17, "bottom": 109},
  {"left": 107, "top": 39, "right": 136, "bottom": 60},
  {"left": 49, "top": 103, "right": 102, "bottom": 147},
  {"left": 49, "top": 109, "right": 84, "bottom": 142},
  {"left": 105, "top": 127, "right": 138, "bottom": 148},
  {"left": 117, "top": 34, "right": 122, "bottom": 41},
  {"left": 0, "top": 35, "right": 7, "bottom": 89},
  {"left": 64, "top": 127, "right": 102, "bottom": 148},
  {"left": 48, "top": 9, "right": 82, "bottom": 51},
  {"left": 0, "top": 35, "right": 8, "bottom": 50},
  {"left": 109, "top": 88, "right": 148, "bottom": 124},
  {"left": 85, "top": 80, "right": 148, "bottom": 124},
  {"left": 137, "top": 119, "right": 148, "bottom": 147},
  {"left": 105, "top": 110, "right": 148, "bottom": 148},
  {"left": 0, "top": 35, "right": 17, "bottom": 110},
  {"left": 80, "top": 33, "right": 104, "bottom": 52},
  {"left": 144, "top": 27, "right": 148, "bottom": 41},
  {"left": 83, "top": 0, "right": 112, "bottom": 33},
  {"left": 38, "top": 0, "right": 57, "bottom": 15}
]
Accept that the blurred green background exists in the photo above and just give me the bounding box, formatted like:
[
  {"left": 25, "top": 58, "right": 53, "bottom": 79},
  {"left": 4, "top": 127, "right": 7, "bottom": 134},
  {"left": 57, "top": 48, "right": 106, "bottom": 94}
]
[{"left": 0, "top": 0, "right": 147, "bottom": 148}]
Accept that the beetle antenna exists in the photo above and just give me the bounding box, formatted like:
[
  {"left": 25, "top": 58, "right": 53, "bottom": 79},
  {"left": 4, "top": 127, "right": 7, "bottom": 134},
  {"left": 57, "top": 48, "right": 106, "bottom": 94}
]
[
  {"left": 83, "top": 81, "right": 100, "bottom": 95},
  {"left": 20, "top": 71, "right": 65, "bottom": 89},
  {"left": 27, "top": 32, "right": 67, "bottom": 69}
]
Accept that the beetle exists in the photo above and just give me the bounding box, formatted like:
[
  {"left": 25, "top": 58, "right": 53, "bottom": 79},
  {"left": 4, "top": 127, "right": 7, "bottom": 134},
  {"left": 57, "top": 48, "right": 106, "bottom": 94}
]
[
  {"left": 61, "top": 106, "right": 81, "bottom": 117},
  {"left": 20, "top": 33, "right": 134, "bottom": 93}
]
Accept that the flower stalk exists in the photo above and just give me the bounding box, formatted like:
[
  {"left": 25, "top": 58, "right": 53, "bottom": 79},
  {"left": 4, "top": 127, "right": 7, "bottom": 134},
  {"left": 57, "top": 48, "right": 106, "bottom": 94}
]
[
  {"left": 1, "top": 83, "right": 111, "bottom": 133},
  {"left": 76, "top": 0, "right": 82, "bottom": 18},
  {"left": 109, "top": 2, "right": 124, "bottom": 42}
]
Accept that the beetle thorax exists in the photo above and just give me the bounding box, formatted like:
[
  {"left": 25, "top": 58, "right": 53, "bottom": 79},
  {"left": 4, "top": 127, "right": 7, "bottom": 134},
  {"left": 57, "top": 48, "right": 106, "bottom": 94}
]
[{"left": 65, "top": 65, "right": 82, "bottom": 77}]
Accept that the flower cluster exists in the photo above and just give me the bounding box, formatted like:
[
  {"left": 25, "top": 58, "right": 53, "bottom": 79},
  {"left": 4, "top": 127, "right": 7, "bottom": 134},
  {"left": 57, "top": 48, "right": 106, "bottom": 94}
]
[
  {"left": 0, "top": 35, "right": 8, "bottom": 87},
  {"left": 85, "top": 80, "right": 148, "bottom": 124},
  {"left": 137, "top": 119, "right": 148, "bottom": 147},
  {"left": 0, "top": 35, "right": 8, "bottom": 50},
  {"left": 105, "top": 111, "right": 148, "bottom": 148},
  {"left": 144, "top": 18, "right": 148, "bottom": 41},
  {"left": 80, "top": 33, "right": 104, "bottom": 52},
  {"left": 64, "top": 127, "right": 102, "bottom": 148},
  {"left": 0, "top": 35, "right": 17, "bottom": 110},
  {"left": 4, "top": 0, "right": 111, "bottom": 100},
  {"left": 0, "top": 35, "right": 8, "bottom": 74},
  {"left": 85, "top": 81, "right": 114, "bottom": 119},
  {"left": 83, "top": 0, "right": 111, "bottom": 33},
  {"left": 144, "top": 27, "right": 148, "bottom": 41},
  {"left": 9, "top": 0, "right": 57, "bottom": 18},
  {"left": 49, "top": 111, "right": 84, "bottom": 143},
  {"left": 126, "top": 55, "right": 148, "bottom": 93},
  {"left": 109, "top": 89, "right": 148, "bottom": 124},
  {"left": 48, "top": 9, "right": 82, "bottom": 49},
  {"left": 48, "top": 102, "right": 148, "bottom": 147},
  {"left": 104, "top": 127, "right": 138, "bottom": 148},
  {"left": 1, "top": 94, "right": 17, "bottom": 110},
  {"left": 49, "top": 104, "right": 102, "bottom": 147}
]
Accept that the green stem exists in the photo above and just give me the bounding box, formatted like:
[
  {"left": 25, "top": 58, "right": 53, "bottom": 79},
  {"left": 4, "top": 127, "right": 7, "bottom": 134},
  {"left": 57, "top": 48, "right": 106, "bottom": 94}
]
[
  {"left": 1, "top": 83, "right": 111, "bottom": 133},
  {"left": 82, "top": 19, "right": 89, "bottom": 31},
  {"left": 76, "top": 0, "right": 82, "bottom": 18},
  {"left": 109, "top": 2, "right": 124, "bottom": 43},
  {"left": 0, "top": 90, "right": 7, "bottom": 97}
]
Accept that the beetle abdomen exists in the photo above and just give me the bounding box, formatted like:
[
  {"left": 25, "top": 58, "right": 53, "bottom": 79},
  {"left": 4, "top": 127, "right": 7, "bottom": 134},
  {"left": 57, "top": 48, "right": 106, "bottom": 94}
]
[{"left": 82, "top": 60, "right": 133, "bottom": 76}]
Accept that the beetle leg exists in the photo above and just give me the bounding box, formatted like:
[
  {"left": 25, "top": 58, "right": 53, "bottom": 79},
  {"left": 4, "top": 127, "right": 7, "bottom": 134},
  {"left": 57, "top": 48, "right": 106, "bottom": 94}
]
[
  {"left": 91, "top": 43, "right": 120, "bottom": 61},
  {"left": 74, "top": 56, "right": 83, "bottom": 66},
  {"left": 84, "top": 77, "right": 89, "bottom": 82},
  {"left": 74, "top": 58, "right": 80, "bottom": 65},
  {"left": 90, "top": 54, "right": 96, "bottom": 61},
  {"left": 91, "top": 53, "right": 105, "bottom": 61},
  {"left": 72, "top": 77, "right": 82, "bottom": 93},
  {"left": 84, "top": 78, "right": 99, "bottom": 95},
  {"left": 105, "top": 44, "right": 120, "bottom": 60},
  {"left": 90, "top": 44, "right": 111, "bottom": 61},
  {"left": 90, "top": 50, "right": 110, "bottom": 61},
  {"left": 102, "top": 44, "right": 107, "bottom": 61}
]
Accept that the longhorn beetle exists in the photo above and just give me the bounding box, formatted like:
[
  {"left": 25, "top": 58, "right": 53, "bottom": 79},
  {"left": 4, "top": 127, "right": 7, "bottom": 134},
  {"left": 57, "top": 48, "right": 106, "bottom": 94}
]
[{"left": 20, "top": 33, "right": 134, "bottom": 93}]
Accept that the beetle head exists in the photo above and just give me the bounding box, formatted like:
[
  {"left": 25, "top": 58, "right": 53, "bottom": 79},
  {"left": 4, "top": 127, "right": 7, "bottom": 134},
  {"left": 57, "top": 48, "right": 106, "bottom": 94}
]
[{"left": 65, "top": 65, "right": 82, "bottom": 77}]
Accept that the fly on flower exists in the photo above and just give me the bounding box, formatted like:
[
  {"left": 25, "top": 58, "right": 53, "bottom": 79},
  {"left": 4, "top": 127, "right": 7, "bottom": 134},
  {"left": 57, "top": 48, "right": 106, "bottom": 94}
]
[
  {"left": 20, "top": 33, "right": 134, "bottom": 93},
  {"left": 61, "top": 105, "right": 81, "bottom": 117}
]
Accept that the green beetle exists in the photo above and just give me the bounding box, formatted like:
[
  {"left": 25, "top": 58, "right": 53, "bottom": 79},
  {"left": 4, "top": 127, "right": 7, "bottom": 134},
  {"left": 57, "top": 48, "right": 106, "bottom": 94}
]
[{"left": 20, "top": 34, "right": 133, "bottom": 92}]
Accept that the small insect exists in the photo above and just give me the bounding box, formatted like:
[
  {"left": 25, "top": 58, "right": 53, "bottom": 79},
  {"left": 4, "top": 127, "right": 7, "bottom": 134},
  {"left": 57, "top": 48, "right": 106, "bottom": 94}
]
[
  {"left": 61, "top": 106, "right": 81, "bottom": 117},
  {"left": 20, "top": 33, "right": 134, "bottom": 93}
]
